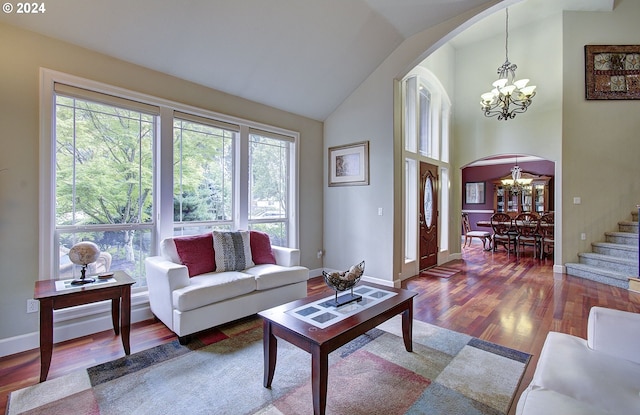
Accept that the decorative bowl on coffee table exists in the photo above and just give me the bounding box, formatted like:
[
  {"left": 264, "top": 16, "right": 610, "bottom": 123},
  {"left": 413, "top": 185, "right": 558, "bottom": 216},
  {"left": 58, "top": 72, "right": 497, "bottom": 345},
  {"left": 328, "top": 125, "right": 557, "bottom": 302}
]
[{"left": 322, "top": 260, "right": 365, "bottom": 307}]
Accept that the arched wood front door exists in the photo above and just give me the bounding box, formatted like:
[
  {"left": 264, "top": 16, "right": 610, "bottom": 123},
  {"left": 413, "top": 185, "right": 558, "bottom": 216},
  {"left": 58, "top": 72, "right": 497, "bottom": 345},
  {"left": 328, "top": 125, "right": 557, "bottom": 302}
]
[{"left": 419, "top": 162, "right": 438, "bottom": 271}]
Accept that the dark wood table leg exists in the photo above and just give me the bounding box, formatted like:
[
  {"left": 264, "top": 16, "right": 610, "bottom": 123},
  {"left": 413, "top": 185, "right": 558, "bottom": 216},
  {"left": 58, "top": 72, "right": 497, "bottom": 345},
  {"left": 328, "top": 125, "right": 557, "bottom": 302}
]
[
  {"left": 401, "top": 298, "right": 413, "bottom": 352},
  {"left": 38, "top": 298, "right": 53, "bottom": 382},
  {"left": 111, "top": 298, "right": 120, "bottom": 335},
  {"left": 311, "top": 346, "right": 328, "bottom": 415},
  {"left": 120, "top": 286, "right": 131, "bottom": 355},
  {"left": 263, "top": 320, "right": 277, "bottom": 388}
]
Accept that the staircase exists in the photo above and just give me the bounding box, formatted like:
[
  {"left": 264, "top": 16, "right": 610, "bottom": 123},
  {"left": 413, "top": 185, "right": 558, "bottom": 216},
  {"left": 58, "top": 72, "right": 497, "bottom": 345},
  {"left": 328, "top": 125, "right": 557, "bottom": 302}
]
[{"left": 565, "top": 210, "right": 639, "bottom": 289}]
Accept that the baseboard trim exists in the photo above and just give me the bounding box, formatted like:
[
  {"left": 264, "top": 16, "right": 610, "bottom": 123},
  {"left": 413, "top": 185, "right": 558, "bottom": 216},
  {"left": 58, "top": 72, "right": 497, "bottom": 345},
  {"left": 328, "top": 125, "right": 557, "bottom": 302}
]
[
  {"left": 0, "top": 296, "right": 153, "bottom": 358},
  {"left": 361, "top": 275, "right": 397, "bottom": 288},
  {"left": 554, "top": 264, "right": 566, "bottom": 274},
  {"left": 308, "top": 267, "right": 323, "bottom": 278}
]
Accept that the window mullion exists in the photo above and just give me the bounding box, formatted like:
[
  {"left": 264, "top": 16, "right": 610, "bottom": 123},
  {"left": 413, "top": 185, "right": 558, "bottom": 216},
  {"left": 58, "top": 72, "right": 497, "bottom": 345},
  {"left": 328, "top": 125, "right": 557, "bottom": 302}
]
[
  {"left": 71, "top": 100, "right": 77, "bottom": 226},
  {"left": 157, "top": 107, "right": 175, "bottom": 246},
  {"left": 237, "top": 125, "right": 250, "bottom": 230}
]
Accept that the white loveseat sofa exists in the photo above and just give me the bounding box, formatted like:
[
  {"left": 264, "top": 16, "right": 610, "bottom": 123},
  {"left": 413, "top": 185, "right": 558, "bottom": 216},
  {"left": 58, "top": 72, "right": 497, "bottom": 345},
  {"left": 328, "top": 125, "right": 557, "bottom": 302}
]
[
  {"left": 516, "top": 307, "right": 640, "bottom": 415},
  {"left": 145, "top": 231, "right": 309, "bottom": 343}
]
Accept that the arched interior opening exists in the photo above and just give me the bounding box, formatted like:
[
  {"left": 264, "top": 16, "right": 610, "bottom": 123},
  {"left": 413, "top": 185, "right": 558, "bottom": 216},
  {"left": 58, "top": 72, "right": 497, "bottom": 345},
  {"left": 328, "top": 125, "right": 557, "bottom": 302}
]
[{"left": 462, "top": 154, "right": 556, "bottom": 259}]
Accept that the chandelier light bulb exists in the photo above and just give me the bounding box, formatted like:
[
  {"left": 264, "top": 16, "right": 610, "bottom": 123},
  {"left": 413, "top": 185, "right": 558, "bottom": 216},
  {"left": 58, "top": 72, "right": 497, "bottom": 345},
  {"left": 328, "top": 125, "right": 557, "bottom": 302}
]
[{"left": 493, "top": 79, "right": 508, "bottom": 88}]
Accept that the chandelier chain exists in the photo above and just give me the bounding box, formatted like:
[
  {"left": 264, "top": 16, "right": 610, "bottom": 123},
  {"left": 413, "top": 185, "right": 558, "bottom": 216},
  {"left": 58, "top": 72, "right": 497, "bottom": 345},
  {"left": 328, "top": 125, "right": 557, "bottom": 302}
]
[{"left": 504, "top": 8, "right": 509, "bottom": 63}]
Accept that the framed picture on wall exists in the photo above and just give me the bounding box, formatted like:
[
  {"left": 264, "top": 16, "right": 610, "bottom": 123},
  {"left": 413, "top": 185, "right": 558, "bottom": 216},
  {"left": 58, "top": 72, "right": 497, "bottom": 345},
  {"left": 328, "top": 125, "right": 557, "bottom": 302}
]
[
  {"left": 465, "top": 182, "right": 485, "bottom": 204},
  {"left": 328, "top": 141, "right": 369, "bottom": 186},
  {"left": 585, "top": 44, "right": 640, "bottom": 100}
]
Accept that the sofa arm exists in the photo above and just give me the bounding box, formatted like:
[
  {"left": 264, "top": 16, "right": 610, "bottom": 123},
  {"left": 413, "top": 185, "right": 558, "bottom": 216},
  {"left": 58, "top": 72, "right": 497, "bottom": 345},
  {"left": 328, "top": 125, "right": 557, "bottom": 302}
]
[
  {"left": 587, "top": 306, "right": 640, "bottom": 364},
  {"left": 271, "top": 246, "right": 300, "bottom": 267},
  {"left": 145, "top": 256, "right": 190, "bottom": 290},
  {"left": 144, "top": 256, "right": 191, "bottom": 328}
]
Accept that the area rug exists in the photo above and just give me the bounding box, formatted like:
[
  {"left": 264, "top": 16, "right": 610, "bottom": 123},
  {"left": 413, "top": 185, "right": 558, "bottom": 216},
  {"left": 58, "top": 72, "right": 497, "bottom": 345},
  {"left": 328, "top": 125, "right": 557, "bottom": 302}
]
[
  {"left": 421, "top": 265, "right": 461, "bottom": 279},
  {"left": 7, "top": 316, "right": 530, "bottom": 415}
]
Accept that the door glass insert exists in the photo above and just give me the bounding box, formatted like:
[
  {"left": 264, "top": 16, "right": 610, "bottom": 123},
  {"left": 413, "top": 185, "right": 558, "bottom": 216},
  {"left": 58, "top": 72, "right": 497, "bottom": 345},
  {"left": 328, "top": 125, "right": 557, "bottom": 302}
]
[{"left": 424, "top": 176, "right": 434, "bottom": 228}]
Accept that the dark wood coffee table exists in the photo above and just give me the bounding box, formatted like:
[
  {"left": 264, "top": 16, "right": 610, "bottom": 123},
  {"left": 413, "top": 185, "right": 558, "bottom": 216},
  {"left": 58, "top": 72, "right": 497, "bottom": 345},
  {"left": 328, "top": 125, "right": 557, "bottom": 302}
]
[{"left": 258, "top": 283, "right": 417, "bottom": 415}]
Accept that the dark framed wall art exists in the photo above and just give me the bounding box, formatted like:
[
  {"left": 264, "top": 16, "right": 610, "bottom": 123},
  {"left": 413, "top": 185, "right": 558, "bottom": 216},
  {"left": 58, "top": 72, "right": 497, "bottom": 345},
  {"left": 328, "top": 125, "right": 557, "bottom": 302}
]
[{"left": 585, "top": 45, "right": 640, "bottom": 100}]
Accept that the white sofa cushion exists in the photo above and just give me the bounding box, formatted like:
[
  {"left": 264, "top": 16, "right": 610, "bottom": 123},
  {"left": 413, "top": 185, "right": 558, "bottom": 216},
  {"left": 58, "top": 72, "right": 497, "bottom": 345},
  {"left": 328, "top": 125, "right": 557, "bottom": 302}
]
[
  {"left": 588, "top": 306, "right": 640, "bottom": 364},
  {"left": 245, "top": 264, "right": 309, "bottom": 290},
  {"left": 530, "top": 331, "right": 640, "bottom": 415},
  {"left": 517, "top": 387, "right": 609, "bottom": 415},
  {"left": 172, "top": 271, "right": 256, "bottom": 312}
]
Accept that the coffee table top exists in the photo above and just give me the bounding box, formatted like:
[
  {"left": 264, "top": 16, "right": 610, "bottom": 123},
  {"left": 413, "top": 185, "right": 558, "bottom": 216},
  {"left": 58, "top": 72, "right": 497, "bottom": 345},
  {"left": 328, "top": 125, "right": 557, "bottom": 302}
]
[{"left": 258, "top": 283, "right": 417, "bottom": 345}]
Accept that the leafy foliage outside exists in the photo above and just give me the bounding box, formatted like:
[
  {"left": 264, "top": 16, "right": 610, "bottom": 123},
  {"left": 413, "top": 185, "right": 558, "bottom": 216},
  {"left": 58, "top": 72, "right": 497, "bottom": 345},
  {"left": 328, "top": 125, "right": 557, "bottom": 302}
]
[
  {"left": 173, "top": 119, "right": 233, "bottom": 223},
  {"left": 249, "top": 134, "right": 288, "bottom": 219},
  {"left": 248, "top": 133, "right": 289, "bottom": 246},
  {"left": 55, "top": 96, "right": 153, "bottom": 284}
]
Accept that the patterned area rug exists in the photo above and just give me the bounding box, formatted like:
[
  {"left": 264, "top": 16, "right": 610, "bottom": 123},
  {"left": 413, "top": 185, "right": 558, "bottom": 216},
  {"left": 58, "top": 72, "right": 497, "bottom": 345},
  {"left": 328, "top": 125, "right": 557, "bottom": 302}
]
[
  {"left": 421, "top": 265, "right": 461, "bottom": 279},
  {"left": 7, "top": 316, "right": 529, "bottom": 415}
]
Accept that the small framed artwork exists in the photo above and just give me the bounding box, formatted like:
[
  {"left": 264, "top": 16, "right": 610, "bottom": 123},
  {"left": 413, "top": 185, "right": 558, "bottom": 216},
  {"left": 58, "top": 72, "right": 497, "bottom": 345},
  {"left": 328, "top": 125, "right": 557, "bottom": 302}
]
[
  {"left": 328, "top": 141, "right": 369, "bottom": 187},
  {"left": 465, "top": 182, "right": 485, "bottom": 204},
  {"left": 585, "top": 45, "right": 640, "bottom": 100}
]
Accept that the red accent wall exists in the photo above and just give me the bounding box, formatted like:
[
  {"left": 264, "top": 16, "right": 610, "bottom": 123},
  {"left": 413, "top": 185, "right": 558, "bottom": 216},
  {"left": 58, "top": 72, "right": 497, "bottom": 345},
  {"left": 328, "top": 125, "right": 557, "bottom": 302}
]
[{"left": 462, "top": 160, "right": 555, "bottom": 230}]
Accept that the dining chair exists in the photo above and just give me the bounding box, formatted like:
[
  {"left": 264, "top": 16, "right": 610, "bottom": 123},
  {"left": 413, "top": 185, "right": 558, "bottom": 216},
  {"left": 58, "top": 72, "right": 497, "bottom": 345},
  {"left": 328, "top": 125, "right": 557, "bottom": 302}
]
[
  {"left": 514, "top": 212, "right": 540, "bottom": 259},
  {"left": 539, "top": 212, "right": 554, "bottom": 259},
  {"left": 490, "top": 213, "right": 516, "bottom": 254},
  {"left": 462, "top": 212, "right": 492, "bottom": 250}
]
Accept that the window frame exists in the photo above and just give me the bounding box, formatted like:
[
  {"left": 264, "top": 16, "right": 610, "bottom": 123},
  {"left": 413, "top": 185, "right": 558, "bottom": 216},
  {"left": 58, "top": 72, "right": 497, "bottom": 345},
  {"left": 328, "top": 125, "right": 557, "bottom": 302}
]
[
  {"left": 247, "top": 129, "right": 295, "bottom": 247},
  {"left": 172, "top": 113, "right": 239, "bottom": 234},
  {"left": 52, "top": 88, "right": 158, "bottom": 284},
  {"left": 39, "top": 69, "right": 300, "bottom": 284}
]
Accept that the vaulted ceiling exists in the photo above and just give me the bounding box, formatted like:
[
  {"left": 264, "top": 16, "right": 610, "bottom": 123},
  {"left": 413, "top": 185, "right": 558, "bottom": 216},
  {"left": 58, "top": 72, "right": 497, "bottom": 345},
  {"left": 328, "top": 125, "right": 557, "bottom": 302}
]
[{"left": 0, "top": 0, "right": 613, "bottom": 121}]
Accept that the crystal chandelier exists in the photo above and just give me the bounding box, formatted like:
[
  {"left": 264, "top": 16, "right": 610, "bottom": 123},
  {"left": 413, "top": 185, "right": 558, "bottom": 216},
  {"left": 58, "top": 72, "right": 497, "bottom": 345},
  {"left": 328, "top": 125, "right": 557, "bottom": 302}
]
[
  {"left": 501, "top": 156, "right": 532, "bottom": 194},
  {"left": 480, "top": 8, "right": 536, "bottom": 120}
]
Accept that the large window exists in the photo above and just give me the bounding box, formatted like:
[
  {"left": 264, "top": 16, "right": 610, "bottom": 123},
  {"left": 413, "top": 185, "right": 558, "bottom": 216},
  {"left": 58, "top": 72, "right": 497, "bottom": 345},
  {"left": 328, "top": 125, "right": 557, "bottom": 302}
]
[
  {"left": 173, "top": 114, "right": 236, "bottom": 235},
  {"left": 248, "top": 131, "right": 292, "bottom": 246},
  {"left": 41, "top": 70, "right": 298, "bottom": 288},
  {"left": 54, "top": 88, "right": 156, "bottom": 286}
]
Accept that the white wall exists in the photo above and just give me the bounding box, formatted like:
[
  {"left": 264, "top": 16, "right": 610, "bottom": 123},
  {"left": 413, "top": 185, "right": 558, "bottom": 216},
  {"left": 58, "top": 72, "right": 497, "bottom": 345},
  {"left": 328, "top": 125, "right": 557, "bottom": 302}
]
[
  {"left": 324, "top": 4, "right": 498, "bottom": 285},
  {"left": 0, "top": 22, "right": 324, "bottom": 346},
  {"left": 562, "top": 1, "right": 640, "bottom": 263},
  {"left": 419, "top": 43, "right": 457, "bottom": 100},
  {"left": 452, "top": 1, "right": 640, "bottom": 267},
  {"left": 325, "top": 1, "right": 640, "bottom": 284},
  {"left": 451, "top": 9, "right": 563, "bottom": 263}
]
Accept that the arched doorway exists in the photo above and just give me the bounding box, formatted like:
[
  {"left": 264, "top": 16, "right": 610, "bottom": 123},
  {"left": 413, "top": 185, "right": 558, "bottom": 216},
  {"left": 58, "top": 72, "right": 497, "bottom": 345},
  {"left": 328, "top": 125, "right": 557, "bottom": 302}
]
[{"left": 461, "top": 154, "right": 556, "bottom": 259}]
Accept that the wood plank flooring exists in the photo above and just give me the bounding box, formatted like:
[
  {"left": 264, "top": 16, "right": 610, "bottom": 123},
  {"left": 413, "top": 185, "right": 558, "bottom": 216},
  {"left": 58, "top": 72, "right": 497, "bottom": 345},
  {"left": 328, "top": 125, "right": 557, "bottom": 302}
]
[{"left": 1, "top": 242, "right": 639, "bottom": 414}]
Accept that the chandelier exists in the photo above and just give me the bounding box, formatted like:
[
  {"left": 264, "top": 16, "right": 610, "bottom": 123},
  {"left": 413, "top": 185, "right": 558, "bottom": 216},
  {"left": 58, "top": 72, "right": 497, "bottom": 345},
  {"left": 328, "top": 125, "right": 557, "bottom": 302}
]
[
  {"left": 480, "top": 8, "right": 536, "bottom": 120},
  {"left": 501, "top": 156, "right": 532, "bottom": 194}
]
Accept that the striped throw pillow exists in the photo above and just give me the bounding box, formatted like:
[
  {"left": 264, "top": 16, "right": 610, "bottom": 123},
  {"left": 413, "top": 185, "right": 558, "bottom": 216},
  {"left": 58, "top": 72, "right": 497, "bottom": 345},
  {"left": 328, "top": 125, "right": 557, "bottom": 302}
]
[{"left": 212, "top": 231, "right": 254, "bottom": 272}]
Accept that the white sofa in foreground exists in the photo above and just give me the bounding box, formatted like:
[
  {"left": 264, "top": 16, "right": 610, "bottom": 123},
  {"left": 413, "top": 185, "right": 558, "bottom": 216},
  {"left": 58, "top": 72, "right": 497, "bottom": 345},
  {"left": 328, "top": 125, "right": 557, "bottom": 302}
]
[
  {"left": 516, "top": 306, "right": 640, "bottom": 415},
  {"left": 145, "top": 231, "right": 309, "bottom": 343}
]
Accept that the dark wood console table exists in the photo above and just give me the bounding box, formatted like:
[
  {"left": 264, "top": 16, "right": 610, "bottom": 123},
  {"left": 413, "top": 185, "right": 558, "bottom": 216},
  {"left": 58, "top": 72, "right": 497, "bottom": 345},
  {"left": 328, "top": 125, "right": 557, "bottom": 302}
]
[{"left": 34, "top": 271, "right": 135, "bottom": 382}]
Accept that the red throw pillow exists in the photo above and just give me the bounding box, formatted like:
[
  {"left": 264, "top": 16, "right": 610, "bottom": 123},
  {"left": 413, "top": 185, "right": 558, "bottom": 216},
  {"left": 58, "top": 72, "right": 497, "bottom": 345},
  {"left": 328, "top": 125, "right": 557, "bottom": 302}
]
[
  {"left": 250, "top": 230, "right": 276, "bottom": 265},
  {"left": 173, "top": 234, "right": 216, "bottom": 277}
]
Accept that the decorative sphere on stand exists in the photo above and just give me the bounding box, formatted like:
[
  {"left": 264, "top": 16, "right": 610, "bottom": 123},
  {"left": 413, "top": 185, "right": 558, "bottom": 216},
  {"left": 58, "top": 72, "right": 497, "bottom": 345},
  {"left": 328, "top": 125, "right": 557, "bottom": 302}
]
[{"left": 68, "top": 241, "right": 101, "bottom": 285}]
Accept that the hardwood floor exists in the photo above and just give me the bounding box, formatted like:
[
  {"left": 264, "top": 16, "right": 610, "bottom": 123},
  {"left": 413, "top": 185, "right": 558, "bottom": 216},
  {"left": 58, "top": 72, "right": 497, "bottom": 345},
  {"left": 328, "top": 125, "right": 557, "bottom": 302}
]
[{"left": 2, "top": 242, "right": 639, "bottom": 414}]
